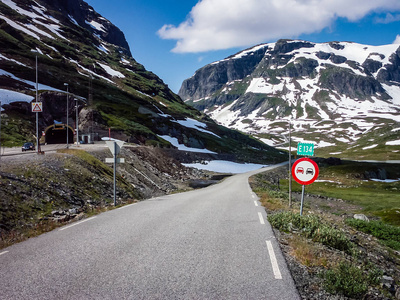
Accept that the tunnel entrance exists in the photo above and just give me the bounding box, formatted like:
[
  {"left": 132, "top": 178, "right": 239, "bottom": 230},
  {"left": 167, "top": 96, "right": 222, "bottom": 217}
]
[{"left": 44, "top": 124, "right": 74, "bottom": 144}]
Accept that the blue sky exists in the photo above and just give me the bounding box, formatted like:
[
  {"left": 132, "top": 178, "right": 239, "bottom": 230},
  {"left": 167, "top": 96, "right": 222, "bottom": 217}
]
[{"left": 86, "top": 0, "right": 400, "bottom": 93}]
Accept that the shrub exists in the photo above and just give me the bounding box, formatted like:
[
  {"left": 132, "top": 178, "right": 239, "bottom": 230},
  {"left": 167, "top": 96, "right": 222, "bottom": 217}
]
[
  {"left": 345, "top": 218, "right": 400, "bottom": 250},
  {"left": 268, "top": 212, "right": 353, "bottom": 253},
  {"left": 322, "top": 261, "right": 382, "bottom": 298}
]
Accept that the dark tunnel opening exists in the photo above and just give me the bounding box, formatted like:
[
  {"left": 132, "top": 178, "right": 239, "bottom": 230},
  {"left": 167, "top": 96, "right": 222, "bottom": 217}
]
[{"left": 44, "top": 124, "right": 74, "bottom": 144}]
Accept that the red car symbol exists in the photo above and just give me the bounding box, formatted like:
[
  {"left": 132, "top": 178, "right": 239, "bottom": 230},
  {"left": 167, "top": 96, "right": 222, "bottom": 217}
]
[{"left": 296, "top": 167, "right": 304, "bottom": 174}]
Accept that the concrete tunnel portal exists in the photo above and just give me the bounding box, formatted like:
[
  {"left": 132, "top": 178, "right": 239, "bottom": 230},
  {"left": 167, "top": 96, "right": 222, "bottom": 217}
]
[{"left": 44, "top": 124, "right": 74, "bottom": 144}]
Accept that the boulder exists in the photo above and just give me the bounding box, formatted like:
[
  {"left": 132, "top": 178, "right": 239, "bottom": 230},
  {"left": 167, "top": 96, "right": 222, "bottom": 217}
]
[{"left": 354, "top": 214, "right": 369, "bottom": 222}]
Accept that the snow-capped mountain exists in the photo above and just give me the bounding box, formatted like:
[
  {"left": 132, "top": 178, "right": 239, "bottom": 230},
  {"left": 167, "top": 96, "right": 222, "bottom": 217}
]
[
  {"left": 0, "top": 0, "right": 285, "bottom": 163},
  {"left": 179, "top": 39, "right": 400, "bottom": 160}
]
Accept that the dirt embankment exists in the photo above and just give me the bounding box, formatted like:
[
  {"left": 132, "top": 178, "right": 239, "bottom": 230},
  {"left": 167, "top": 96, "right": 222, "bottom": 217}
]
[{"left": 0, "top": 145, "right": 216, "bottom": 248}]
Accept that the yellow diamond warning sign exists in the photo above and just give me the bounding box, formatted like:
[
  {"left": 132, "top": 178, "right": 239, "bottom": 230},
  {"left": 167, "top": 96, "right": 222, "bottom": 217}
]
[{"left": 32, "top": 102, "right": 43, "bottom": 112}]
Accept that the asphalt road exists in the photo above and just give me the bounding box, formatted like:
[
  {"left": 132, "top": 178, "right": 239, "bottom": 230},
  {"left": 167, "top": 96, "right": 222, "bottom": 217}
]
[
  {"left": 0, "top": 163, "right": 300, "bottom": 300},
  {"left": 0, "top": 143, "right": 108, "bottom": 157}
]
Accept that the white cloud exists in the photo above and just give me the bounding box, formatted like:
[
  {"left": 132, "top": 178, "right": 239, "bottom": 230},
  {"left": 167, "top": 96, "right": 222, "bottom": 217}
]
[
  {"left": 375, "top": 13, "right": 400, "bottom": 23},
  {"left": 158, "top": 0, "right": 400, "bottom": 53},
  {"left": 394, "top": 35, "right": 400, "bottom": 44}
]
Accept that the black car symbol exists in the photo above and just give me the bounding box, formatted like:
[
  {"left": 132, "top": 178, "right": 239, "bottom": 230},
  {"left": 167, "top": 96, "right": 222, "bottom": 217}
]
[{"left": 306, "top": 168, "right": 314, "bottom": 175}]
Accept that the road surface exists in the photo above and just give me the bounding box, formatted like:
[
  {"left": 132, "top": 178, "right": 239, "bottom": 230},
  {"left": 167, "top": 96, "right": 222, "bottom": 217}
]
[
  {"left": 0, "top": 143, "right": 109, "bottom": 156},
  {"left": 0, "top": 163, "right": 299, "bottom": 299}
]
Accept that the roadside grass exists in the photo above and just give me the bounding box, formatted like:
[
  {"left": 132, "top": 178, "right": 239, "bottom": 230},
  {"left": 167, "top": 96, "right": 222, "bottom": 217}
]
[
  {"left": 249, "top": 163, "right": 400, "bottom": 299},
  {"left": 268, "top": 211, "right": 354, "bottom": 254},
  {"left": 281, "top": 179, "right": 400, "bottom": 225},
  {"left": 279, "top": 160, "right": 400, "bottom": 225},
  {"left": 287, "top": 235, "right": 331, "bottom": 268},
  {"left": 345, "top": 218, "right": 400, "bottom": 250}
]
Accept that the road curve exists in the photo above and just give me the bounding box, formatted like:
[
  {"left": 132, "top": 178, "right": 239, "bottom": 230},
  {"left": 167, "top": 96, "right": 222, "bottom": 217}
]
[{"left": 0, "top": 163, "right": 299, "bottom": 299}]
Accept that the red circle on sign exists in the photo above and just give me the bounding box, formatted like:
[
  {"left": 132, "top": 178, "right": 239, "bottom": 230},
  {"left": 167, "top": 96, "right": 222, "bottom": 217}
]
[{"left": 292, "top": 158, "right": 319, "bottom": 185}]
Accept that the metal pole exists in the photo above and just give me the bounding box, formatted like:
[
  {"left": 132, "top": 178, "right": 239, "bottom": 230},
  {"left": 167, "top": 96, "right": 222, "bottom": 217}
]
[
  {"left": 64, "top": 83, "right": 69, "bottom": 149},
  {"left": 288, "top": 120, "right": 292, "bottom": 207},
  {"left": 76, "top": 99, "right": 79, "bottom": 146},
  {"left": 113, "top": 142, "right": 117, "bottom": 206},
  {"left": 36, "top": 56, "right": 39, "bottom": 154},
  {"left": 300, "top": 185, "right": 305, "bottom": 216},
  {"left": 0, "top": 100, "right": 2, "bottom": 164}
]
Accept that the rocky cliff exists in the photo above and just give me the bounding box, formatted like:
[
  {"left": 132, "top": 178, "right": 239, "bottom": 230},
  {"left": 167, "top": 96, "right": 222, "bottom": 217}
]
[
  {"left": 0, "top": 0, "right": 285, "bottom": 163},
  {"left": 179, "top": 40, "right": 400, "bottom": 160}
]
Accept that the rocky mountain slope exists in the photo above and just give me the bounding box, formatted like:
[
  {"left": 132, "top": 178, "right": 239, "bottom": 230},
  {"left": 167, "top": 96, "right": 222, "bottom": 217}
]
[
  {"left": 180, "top": 39, "right": 400, "bottom": 160},
  {"left": 0, "top": 0, "right": 285, "bottom": 164}
]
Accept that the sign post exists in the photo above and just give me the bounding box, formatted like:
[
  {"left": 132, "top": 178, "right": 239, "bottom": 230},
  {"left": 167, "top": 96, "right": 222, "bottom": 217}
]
[
  {"left": 105, "top": 140, "right": 125, "bottom": 206},
  {"left": 292, "top": 158, "right": 319, "bottom": 215}
]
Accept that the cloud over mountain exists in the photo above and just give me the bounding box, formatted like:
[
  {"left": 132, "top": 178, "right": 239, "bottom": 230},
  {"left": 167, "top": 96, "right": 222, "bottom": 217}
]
[{"left": 158, "top": 0, "right": 400, "bottom": 53}]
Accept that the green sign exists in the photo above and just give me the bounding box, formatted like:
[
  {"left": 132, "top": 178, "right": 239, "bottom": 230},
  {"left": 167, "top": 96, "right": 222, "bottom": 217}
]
[{"left": 297, "top": 143, "right": 314, "bottom": 156}]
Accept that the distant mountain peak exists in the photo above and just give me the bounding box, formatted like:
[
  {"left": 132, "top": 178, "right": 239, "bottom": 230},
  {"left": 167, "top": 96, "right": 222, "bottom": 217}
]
[
  {"left": 0, "top": 0, "right": 283, "bottom": 164},
  {"left": 179, "top": 39, "right": 400, "bottom": 160},
  {"left": 1, "top": 0, "right": 131, "bottom": 56}
]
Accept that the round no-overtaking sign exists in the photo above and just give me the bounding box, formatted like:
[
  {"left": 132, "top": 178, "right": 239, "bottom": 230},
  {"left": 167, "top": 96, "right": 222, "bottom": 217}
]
[{"left": 292, "top": 158, "right": 319, "bottom": 185}]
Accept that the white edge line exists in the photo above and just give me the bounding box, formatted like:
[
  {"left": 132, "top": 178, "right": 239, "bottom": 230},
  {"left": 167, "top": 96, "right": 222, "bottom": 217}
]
[
  {"left": 0, "top": 251, "right": 9, "bottom": 256},
  {"left": 266, "top": 240, "right": 283, "bottom": 279},
  {"left": 258, "top": 212, "right": 265, "bottom": 225},
  {"left": 59, "top": 216, "right": 96, "bottom": 231},
  {"left": 254, "top": 201, "right": 258, "bottom": 207},
  {"left": 118, "top": 203, "right": 137, "bottom": 210}
]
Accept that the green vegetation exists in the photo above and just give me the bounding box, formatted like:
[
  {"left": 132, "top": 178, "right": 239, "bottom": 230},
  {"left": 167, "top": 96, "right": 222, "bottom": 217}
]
[
  {"left": 337, "top": 123, "right": 400, "bottom": 161},
  {"left": 268, "top": 212, "right": 353, "bottom": 253},
  {"left": 345, "top": 219, "right": 400, "bottom": 250},
  {"left": 249, "top": 162, "right": 400, "bottom": 299},
  {"left": 280, "top": 160, "right": 400, "bottom": 225},
  {"left": 227, "top": 80, "right": 250, "bottom": 96},
  {"left": 0, "top": 112, "right": 36, "bottom": 147},
  {"left": 322, "top": 261, "right": 382, "bottom": 298}
]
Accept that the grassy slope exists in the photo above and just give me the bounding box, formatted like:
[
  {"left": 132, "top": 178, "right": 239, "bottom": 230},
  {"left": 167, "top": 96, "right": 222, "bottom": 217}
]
[
  {"left": 0, "top": 5, "right": 290, "bottom": 164},
  {"left": 281, "top": 160, "right": 400, "bottom": 225},
  {"left": 250, "top": 162, "right": 400, "bottom": 299}
]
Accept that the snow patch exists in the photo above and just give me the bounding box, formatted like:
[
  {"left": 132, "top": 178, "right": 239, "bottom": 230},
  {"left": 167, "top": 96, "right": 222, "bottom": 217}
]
[
  {"left": 172, "top": 118, "right": 220, "bottom": 138},
  {"left": 371, "top": 178, "right": 400, "bottom": 183},
  {"left": 97, "top": 63, "right": 125, "bottom": 78},
  {"left": 85, "top": 20, "right": 106, "bottom": 33},
  {"left": 158, "top": 135, "right": 217, "bottom": 154},
  {"left": 386, "top": 140, "right": 400, "bottom": 146},
  {"left": 362, "top": 144, "right": 378, "bottom": 150},
  {"left": 183, "top": 160, "right": 268, "bottom": 174}
]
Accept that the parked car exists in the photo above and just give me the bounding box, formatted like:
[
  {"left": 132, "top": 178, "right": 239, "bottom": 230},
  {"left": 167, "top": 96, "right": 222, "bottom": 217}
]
[{"left": 22, "top": 142, "right": 35, "bottom": 152}]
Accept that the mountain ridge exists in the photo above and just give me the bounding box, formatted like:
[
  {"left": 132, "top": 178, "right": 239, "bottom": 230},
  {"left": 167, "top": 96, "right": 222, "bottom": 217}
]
[
  {"left": 179, "top": 39, "right": 400, "bottom": 160},
  {"left": 0, "top": 0, "right": 285, "bottom": 164}
]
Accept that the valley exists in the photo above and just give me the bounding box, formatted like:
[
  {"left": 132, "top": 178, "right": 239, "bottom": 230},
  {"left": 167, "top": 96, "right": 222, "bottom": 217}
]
[{"left": 1, "top": 0, "right": 400, "bottom": 299}]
